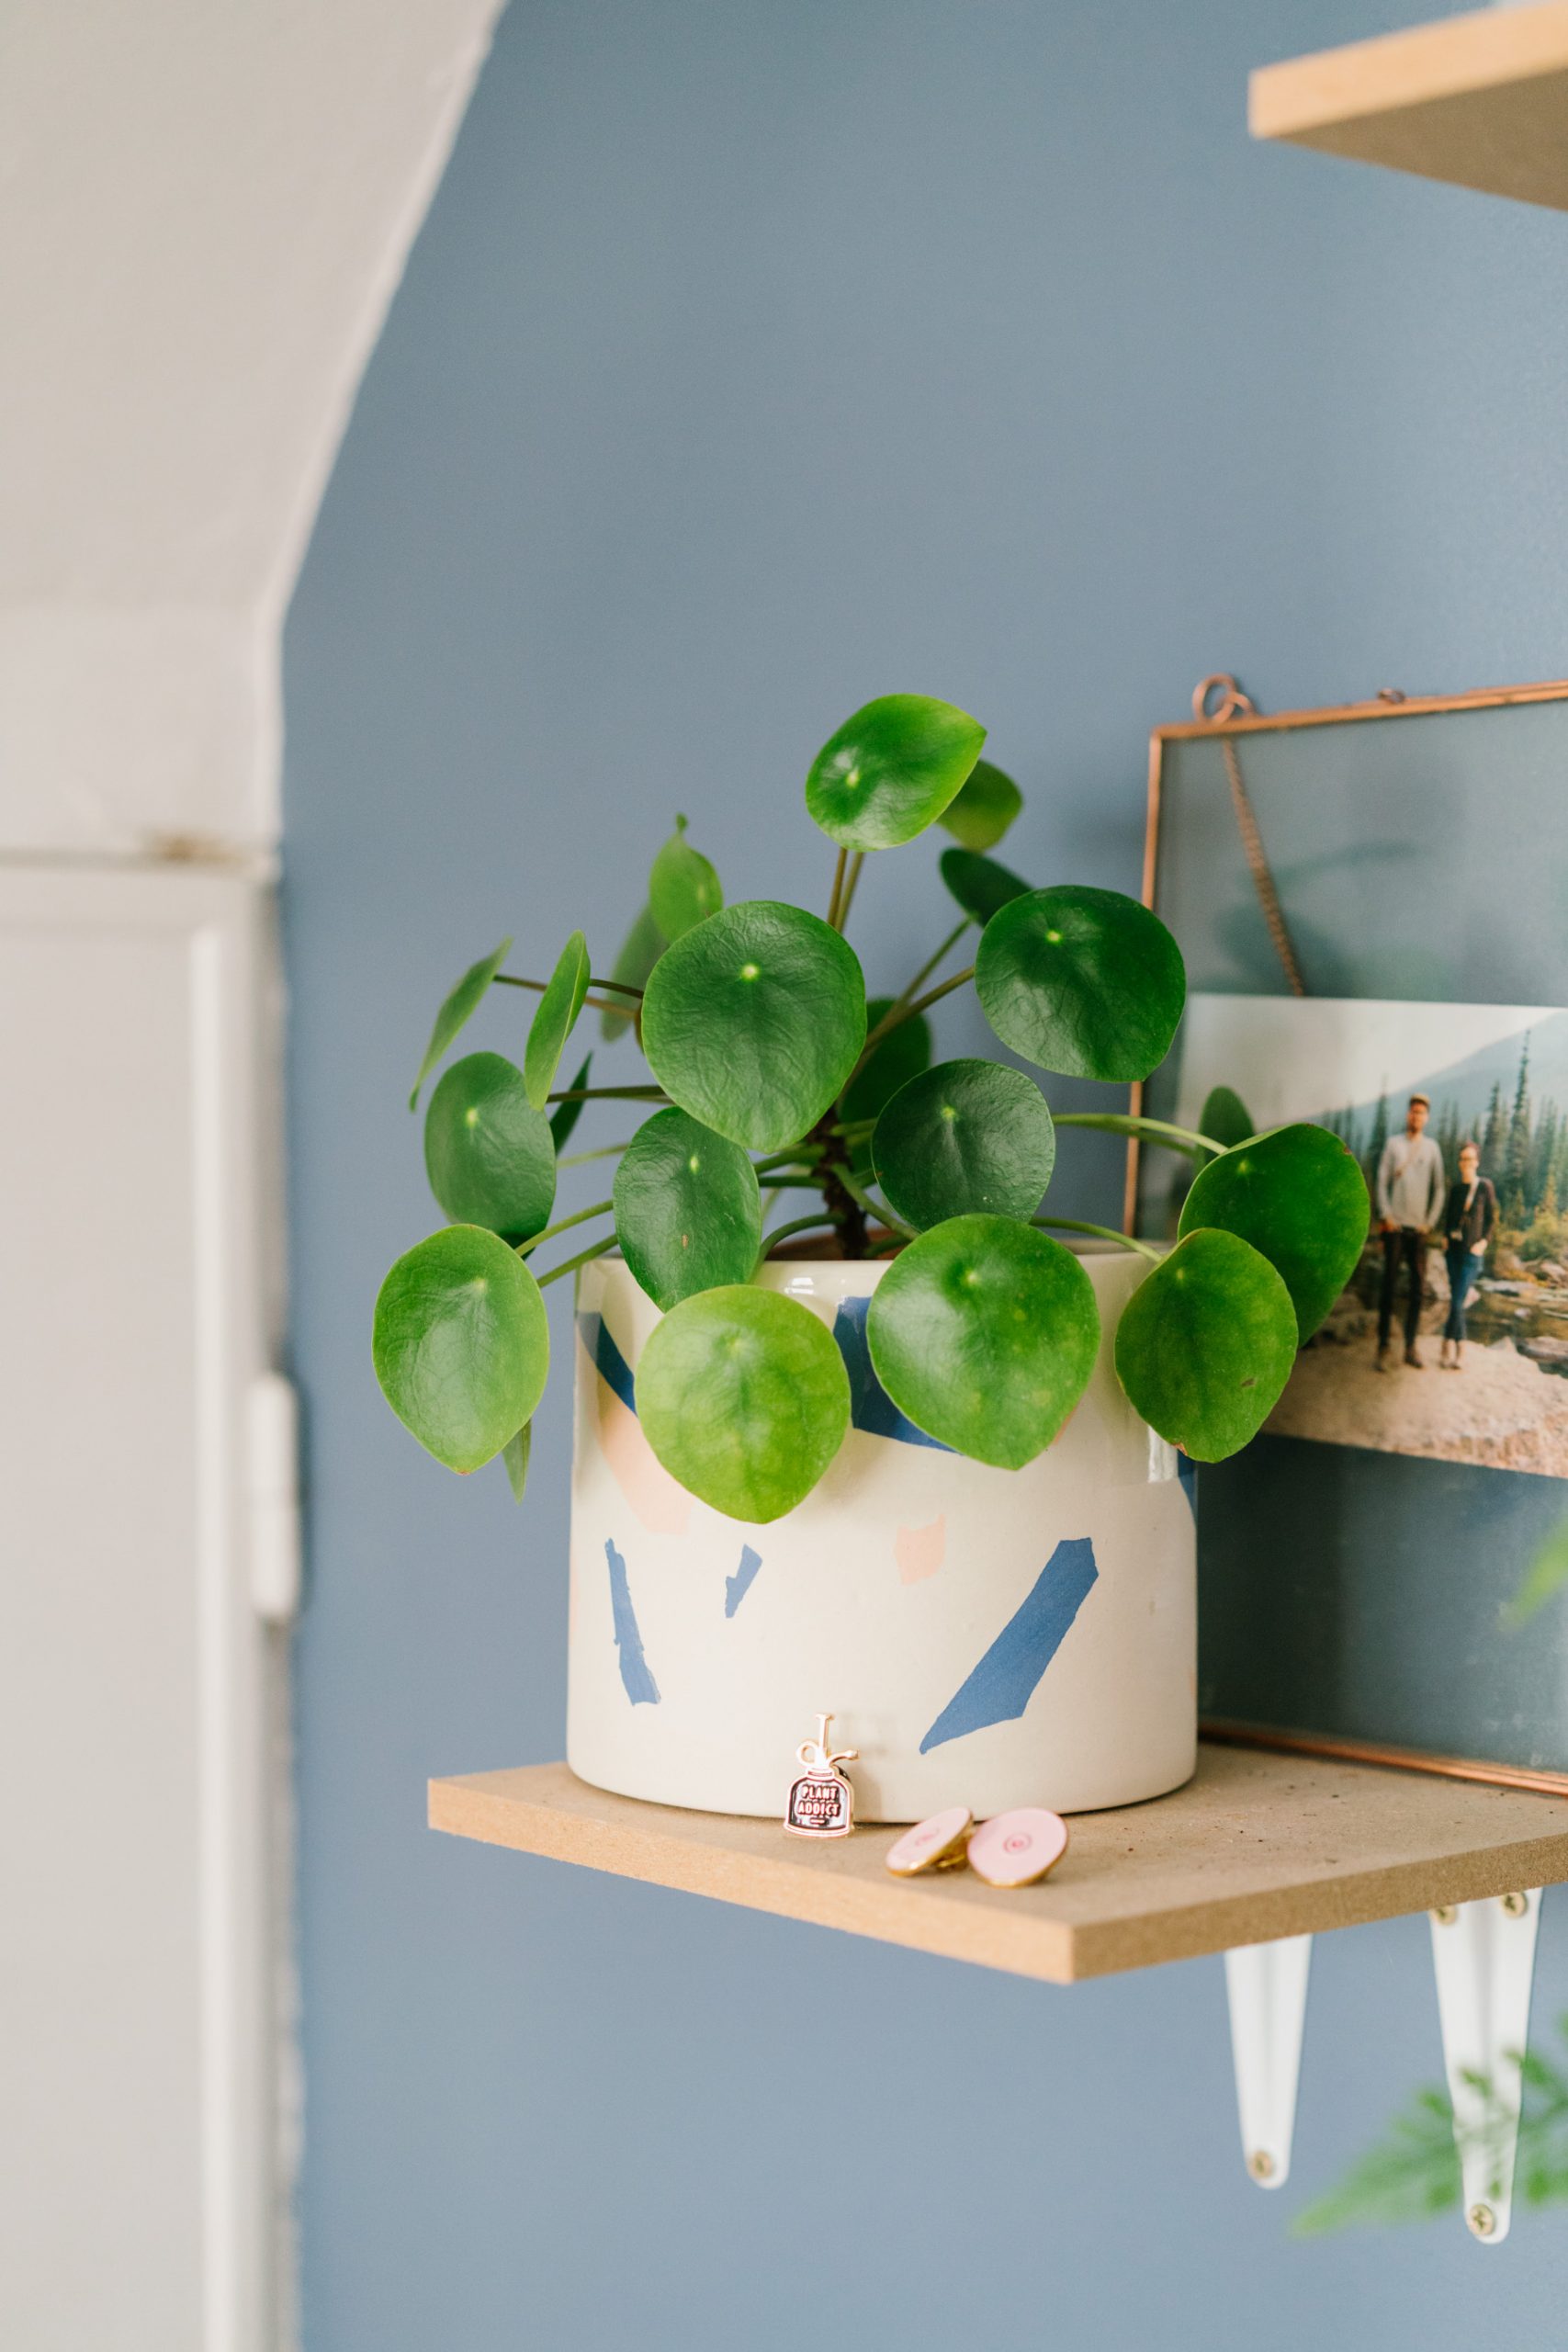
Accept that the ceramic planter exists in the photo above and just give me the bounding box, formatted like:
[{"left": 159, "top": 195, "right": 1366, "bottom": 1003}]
[{"left": 568, "top": 1250, "right": 1195, "bottom": 1822}]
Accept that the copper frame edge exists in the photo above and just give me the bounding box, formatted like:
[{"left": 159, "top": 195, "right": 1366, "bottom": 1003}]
[
  {"left": 1201, "top": 1718, "right": 1568, "bottom": 1800},
  {"left": 1155, "top": 675, "right": 1568, "bottom": 745},
  {"left": 1123, "top": 674, "right": 1568, "bottom": 1236}
]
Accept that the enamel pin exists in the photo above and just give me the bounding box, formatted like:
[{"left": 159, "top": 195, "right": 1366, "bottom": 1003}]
[
  {"left": 784, "top": 1713, "right": 858, "bottom": 1838},
  {"left": 967, "top": 1806, "right": 1070, "bottom": 1888},
  {"left": 886, "top": 1805, "right": 974, "bottom": 1877}
]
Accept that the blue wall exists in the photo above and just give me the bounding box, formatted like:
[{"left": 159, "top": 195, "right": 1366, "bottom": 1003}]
[{"left": 283, "top": 4, "right": 1568, "bottom": 2343}]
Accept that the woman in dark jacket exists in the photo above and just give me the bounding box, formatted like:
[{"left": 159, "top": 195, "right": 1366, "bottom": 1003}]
[{"left": 1440, "top": 1139, "right": 1497, "bottom": 1369}]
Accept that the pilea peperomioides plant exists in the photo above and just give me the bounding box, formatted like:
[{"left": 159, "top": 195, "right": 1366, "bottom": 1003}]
[{"left": 374, "top": 695, "right": 1371, "bottom": 1521}]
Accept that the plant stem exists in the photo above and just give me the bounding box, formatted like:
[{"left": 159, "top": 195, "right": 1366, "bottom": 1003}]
[
  {"left": 827, "top": 846, "right": 848, "bottom": 929},
  {"left": 536, "top": 1233, "right": 619, "bottom": 1289},
  {"left": 558, "top": 1139, "right": 635, "bottom": 1166},
  {"left": 547, "top": 1084, "right": 668, "bottom": 1102},
  {"left": 889, "top": 918, "right": 971, "bottom": 1020},
  {"left": 837, "top": 850, "right": 865, "bottom": 928},
  {"left": 753, "top": 1214, "right": 840, "bottom": 1269},
  {"left": 591, "top": 977, "right": 644, "bottom": 998},
  {"left": 1052, "top": 1112, "right": 1225, "bottom": 1157},
  {"left": 839, "top": 1163, "right": 914, "bottom": 1238},
  {"left": 805, "top": 1102, "right": 866, "bottom": 1255},
  {"left": 898, "top": 964, "right": 976, "bottom": 1023},
  {"left": 754, "top": 1144, "right": 826, "bottom": 1172},
  {"left": 515, "top": 1198, "right": 613, "bottom": 1259},
  {"left": 1032, "top": 1216, "right": 1159, "bottom": 1261},
  {"left": 758, "top": 1171, "right": 831, "bottom": 1190},
  {"left": 494, "top": 971, "right": 628, "bottom": 1018},
  {"left": 759, "top": 1188, "right": 793, "bottom": 1235},
  {"left": 853, "top": 964, "right": 976, "bottom": 1071}
]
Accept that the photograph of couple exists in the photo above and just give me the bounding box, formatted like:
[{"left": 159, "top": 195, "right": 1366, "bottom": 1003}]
[
  {"left": 1372, "top": 1094, "right": 1495, "bottom": 1374},
  {"left": 1137, "top": 995, "right": 1568, "bottom": 1479}
]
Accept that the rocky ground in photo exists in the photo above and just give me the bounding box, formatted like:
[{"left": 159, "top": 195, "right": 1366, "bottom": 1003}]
[{"left": 1266, "top": 1274, "right": 1568, "bottom": 1477}]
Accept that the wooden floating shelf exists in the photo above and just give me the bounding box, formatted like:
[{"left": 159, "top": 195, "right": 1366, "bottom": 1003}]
[
  {"left": 429, "top": 1744, "right": 1568, "bottom": 1985},
  {"left": 1250, "top": 1, "right": 1568, "bottom": 212}
]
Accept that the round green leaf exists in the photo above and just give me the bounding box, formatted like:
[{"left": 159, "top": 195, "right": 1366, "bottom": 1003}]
[
  {"left": 1195, "top": 1083, "right": 1255, "bottom": 1174},
  {"left": 976, "top": 885, "right": 1186, "bottom": 1082},
  {"left": 600, "top": 902, "right": 666, "bottom": 1041},
  {"left": 613, "top": 1107, "right": 762, "bottom": 1309},
  {"left": 840, "top": 998, "right": 931, "bottom": 1132},
  {"left": 939, "top": 847, "right": 1030, "bottom": 926},
  {"left": 866, "top": 1216, "right": 1099, "bottom": 1468},
  {"left": 641, "top": 899, "right": 866, "bottom": 1152},
  {"left": 938, "top": 759, "right": 1022, "bottom": 851},
  {"left": 649, "top": 816, "right": 723, "bottom": 943},
  {"left": 524, "top": 930, "right": 591, "bottom": 1109},
  {"left": 1179, "top": 1123, "right": 1371, "bottom": 1341},
  {"left": 1200, "top": 1084, "right": 1255, "bottom": 1152},
  {"left": 873, "top": 1059, "right": 1055, "bottom": 1230},
  {"left": 424, "top": 1052, "right": 557, "bottom": 1240},
  {"left": 805, "top": 695, "right": 986, "bottom": 851},
  {"left": 373, "top": 1224, "right": 549, "bottom": 1473},
  {"left": 637, "top": 1286, "right": 851, "bottom": 1521},
  {"left": 1113, "top": 1227, "right": 1297, "bottom": 1463},
  {"left": 409, "top": 935, "right": 511, "bottom": 1110}
]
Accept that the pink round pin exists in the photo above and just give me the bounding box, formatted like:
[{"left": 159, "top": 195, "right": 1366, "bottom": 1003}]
[
  {"left": 885, "top": 1804, "right": 974, "bottom": 1877},
  {"left": 967, "top": 1806, "right": 1069, "bottom": 1889}
]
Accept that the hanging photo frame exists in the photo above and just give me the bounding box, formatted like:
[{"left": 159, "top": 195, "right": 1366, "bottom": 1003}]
[{"left": 1136, "top": 673, "right": 1568, "bottom": 1795}]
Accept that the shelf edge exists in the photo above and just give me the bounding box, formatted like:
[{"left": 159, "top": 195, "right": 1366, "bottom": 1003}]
[{"left": 1250, "top": 1, "right": 1568, "bottom": 143}]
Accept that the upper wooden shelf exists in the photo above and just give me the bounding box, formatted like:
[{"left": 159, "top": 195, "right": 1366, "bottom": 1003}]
[
  {"left": 429, "top": 1743, "right": 1568, "bottom": 1984},
  {"left": 1250, "top": 2, "right": 1568, "bottom": 211}
]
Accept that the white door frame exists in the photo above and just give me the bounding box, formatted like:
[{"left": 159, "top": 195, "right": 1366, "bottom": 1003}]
[{"left": 0, "top": 857, "right": 290, "bottom": 2351}]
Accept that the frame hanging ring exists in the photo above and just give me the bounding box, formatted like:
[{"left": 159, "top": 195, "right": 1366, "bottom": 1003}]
[{"left": 1193, "top": 673, "right": 1258, "bottom": 725}]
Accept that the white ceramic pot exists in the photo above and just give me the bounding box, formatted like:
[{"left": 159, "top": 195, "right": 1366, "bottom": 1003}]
[{"left": 567, "top": 1250, "right": 1195, "bottom": 1822}]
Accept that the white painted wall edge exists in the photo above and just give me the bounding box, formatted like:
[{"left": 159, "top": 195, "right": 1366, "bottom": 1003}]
[
  {"left": 0, "top": 610, "right": 274, "bottom": 860},
  {"left": 0, "top": 0, "right": 503, "bottom": 858}
]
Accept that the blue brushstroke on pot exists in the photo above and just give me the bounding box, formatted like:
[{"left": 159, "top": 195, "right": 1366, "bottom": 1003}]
[
  {"left": 919, "top": 1537, "right": 1099, "bottom": 1752},
  {"left": 605, "top": 1538, "right": 660, "bottom": 1704},
  {"left": 724, "top": 1544, "right": 763, "bottom": 1617},
  {"left": 577, "top": 1311, "right": 637, "bottom": 1413}
]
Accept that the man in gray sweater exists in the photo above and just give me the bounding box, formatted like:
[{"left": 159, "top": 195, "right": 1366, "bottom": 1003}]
[{"left": 1375, "top": 1092, "right": 1446, "bottom": 1370}]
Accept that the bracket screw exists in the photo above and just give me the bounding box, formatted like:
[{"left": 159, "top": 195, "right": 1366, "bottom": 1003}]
[
  {"left": 1247, "top": 2150, "right": 1276, "bottom": 2182},
  {"left": 1501, "top": 1892, "right": 1530, "bottom": 1919},
  {"left": 1431, "top": 1905, "right": 1458, "bottom": 1926},
  {"left": 1468, "top": 2202, "right": 1497, "bottom": 2239}
]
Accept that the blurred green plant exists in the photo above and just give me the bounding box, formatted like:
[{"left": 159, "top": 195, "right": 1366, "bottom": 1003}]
[
  {"left": 1505, "top": 1519, "right": 1568, "bottom": 1627},
  {"left": 1295, "top": 2016, "right": 1568, "bottom": 2235}
]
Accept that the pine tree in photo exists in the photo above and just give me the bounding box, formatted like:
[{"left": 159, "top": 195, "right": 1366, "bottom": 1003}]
[
  {"left": 1505, "top": 1035, "right": 1533, "bottom": 1221},
  {"left": 1532, "top": 1101, "right": 1560, "bottom": 1215},
  {"left": 1483, "top": 1078, "right": 1506, "bottom": 1177},
  {"left": 1523, "top": 1103, "right": 1568, "bottom": 1265}
]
